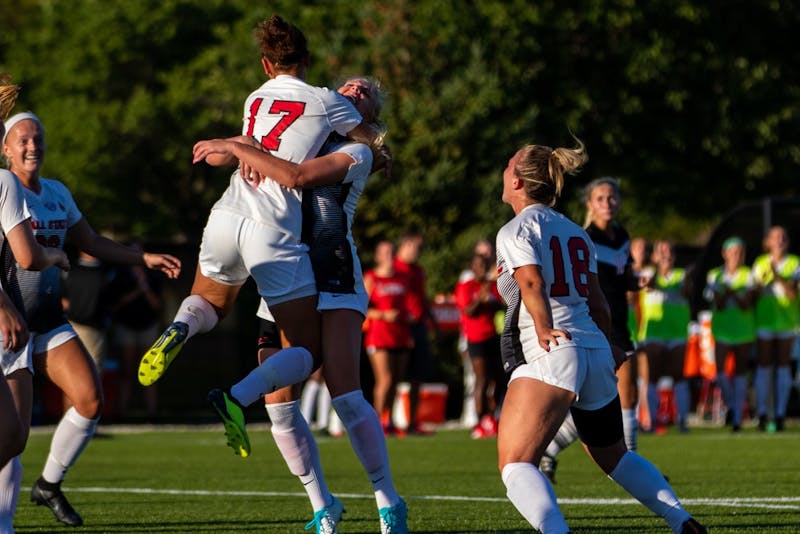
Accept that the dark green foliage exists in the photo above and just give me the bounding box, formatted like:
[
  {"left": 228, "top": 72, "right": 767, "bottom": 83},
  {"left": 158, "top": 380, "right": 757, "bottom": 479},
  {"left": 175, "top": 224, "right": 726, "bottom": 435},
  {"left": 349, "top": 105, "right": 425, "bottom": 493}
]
[{"left": 2, "top": 0, "right": 797, "bottom": 291}]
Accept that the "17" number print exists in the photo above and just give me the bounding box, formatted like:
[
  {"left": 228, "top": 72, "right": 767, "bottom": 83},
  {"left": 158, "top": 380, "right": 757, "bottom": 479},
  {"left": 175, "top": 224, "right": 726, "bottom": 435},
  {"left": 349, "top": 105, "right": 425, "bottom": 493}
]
[{"left": 246, "top": 98, "right": 306, "bottom": 151}]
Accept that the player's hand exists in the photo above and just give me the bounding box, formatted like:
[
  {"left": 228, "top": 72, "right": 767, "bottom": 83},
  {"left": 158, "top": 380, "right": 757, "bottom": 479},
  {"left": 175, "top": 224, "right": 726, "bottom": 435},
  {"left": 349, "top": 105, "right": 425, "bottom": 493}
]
[
  {"left": 535, "top": 327, "right": 571, "bottom": 352},
  {"left": 192, "top": 139, "right": 234, "bottom": 164},
  {"left": 0, "top": 292, "right": 29, "bottom": 352},
  {"left": 371, "top": 143, "right": 393, "bottom": 178},
  {"left": 239, "top": 161, "right": 266, "bottom": 187},
  {"left": 48, "top": 249, "right": 70, "bottom": 271},
  {"left": 383, "top": 309, "right": 400, "bottom": 322},
  {"left": 143, "top": 253, "right": 181, "bottom": 279}
]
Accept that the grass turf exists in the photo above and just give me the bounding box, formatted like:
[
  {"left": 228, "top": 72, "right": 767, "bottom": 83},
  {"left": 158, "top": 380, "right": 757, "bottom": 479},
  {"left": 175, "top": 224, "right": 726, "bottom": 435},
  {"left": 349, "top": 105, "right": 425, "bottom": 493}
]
[{"left": 12, "top": 422, "right": 800, "bottom": 533}]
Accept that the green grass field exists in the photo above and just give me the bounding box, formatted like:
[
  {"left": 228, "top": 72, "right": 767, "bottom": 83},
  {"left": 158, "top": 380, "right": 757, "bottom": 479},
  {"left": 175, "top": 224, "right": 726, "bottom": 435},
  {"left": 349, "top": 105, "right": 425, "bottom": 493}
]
[{"left": 12, "top": 422, "right": 800, "bottom": 533}]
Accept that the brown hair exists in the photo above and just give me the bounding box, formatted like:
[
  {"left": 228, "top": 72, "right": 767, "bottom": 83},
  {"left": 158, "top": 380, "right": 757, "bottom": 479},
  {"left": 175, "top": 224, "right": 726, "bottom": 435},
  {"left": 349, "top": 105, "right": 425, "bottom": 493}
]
[
  {"left": 0, "top": 74, "right": 20, "bottom": 121},
  {"left": 255, "top": 15, "right": 309, "bottom": 69},
  {"left": 514, "top": 138, "right": 588, "bottom": 206}
]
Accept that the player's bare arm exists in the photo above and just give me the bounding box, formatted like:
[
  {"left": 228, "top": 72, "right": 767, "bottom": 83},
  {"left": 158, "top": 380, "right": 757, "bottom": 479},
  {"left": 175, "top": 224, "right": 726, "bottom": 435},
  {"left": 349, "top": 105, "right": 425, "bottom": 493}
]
[
  {"left": 5, "top": 219, "right": 69, "bottom": 271},
  {"left": 514, "top": 263, "right": 571, "bottom": 351},
  {"left": 67, "top": 218, "right": 181, "bottom": 279},
  {"left": 0, "top": 290, "right": 28, "bottom": 352}
]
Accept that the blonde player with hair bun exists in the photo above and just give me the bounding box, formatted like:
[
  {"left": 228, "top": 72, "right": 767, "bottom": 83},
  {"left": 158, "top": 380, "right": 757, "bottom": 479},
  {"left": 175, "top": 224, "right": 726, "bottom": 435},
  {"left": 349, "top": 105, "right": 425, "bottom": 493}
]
[{"left": 494, "top": 138, "right": 705, "bottom": 533}]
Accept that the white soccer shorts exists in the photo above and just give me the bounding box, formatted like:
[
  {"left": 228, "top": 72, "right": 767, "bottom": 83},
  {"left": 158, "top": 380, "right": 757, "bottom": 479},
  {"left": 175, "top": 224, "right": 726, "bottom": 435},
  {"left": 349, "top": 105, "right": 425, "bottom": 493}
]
[
  {"left": 509, "top": 343, "right": 619, "bottom": 411},
  {"left": 199, "top": 209, "right": 316, "bottom": 307}
]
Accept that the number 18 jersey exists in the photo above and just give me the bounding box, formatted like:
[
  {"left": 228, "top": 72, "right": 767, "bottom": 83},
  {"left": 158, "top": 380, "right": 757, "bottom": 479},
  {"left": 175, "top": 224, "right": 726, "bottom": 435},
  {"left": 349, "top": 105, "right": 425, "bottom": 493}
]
[
  {"left": 212, "top": 75, "right": 362, "bottom": 237},
  {"left": 496, "top": 204, "right": 609, "bottom": 373}
]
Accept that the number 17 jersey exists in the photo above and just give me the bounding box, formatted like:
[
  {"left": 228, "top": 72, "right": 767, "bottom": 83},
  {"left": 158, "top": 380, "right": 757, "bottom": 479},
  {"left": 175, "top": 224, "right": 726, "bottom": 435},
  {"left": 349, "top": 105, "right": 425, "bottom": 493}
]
[
  {"left": 212, "top": 75, "right": 362, "bottom": 237},
  {"left": 495, "top": 204, "right": 609, "bottom": 373}
]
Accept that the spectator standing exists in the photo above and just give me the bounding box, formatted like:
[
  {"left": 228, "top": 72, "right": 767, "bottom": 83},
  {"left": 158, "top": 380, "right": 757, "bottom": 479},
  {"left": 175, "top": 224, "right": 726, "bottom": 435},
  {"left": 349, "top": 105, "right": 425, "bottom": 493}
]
[
  {"left": 703, "top": 237, "right": 757, "bottom": 432},
  {"left": 364, "top": 241, "right": 412, "bottom": 434},
  {"left": 457, "top": 239, "right": 498, "bottom": 429},
  {"left": 639, "top": 241, "right": 691, "bottom": 432},
  {"left": 394, "top": 232, "right": 437, "bottom": 434},
  {"left": 455, "top": 253, "right": 505, "bottom": 438},
  {"left": 629, "top": 237, "right": 653, "bottom": 429},
  {"left": 751, "top": 226, "right": 799, "bottom": 432}
]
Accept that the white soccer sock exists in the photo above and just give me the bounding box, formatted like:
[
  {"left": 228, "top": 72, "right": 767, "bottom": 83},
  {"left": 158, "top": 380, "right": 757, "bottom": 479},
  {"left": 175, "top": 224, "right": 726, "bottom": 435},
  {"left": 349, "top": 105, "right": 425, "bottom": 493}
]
[
  {"left": 231, "top": 347, "right": 313, "bottom": 407},
  {"left": 501, "top": 462, "right": 569, "bottom": 533},
  {"left": 42, "top": 407, "right": 98, "bottom": 484},
  {"left": 266, "top": 401, "right": 331, "bottom": 512},
  {"left": 545, "top": 411, "right": 579, "bottom": 458},
  {"left": 621, "top": 408, "right": 638, "bottom": 451},
  {"left": 609, "top": 451, "right": 690, "bottom": 533},
  {"left": 332, "top": 390, "right": 399, "bottom": 509},
  {"left": 0, "top": 456, "right": 22, "bottom": 533},
  {"left": 300, "top": 380, "right": 321, "bottom": 424},
  {"left": 754, "top": 366, "right": 770, "bottom": 417},
  {"left": 328, "top": 410, "right": 343, "bottom": 437},
  {"left": 173, "top": 295, "right": 218, "bottom": 338},
  {"left": 775, "top": 366, "right": 792, "bottom": 418},
  {"left": 316, "top": 386, "right": 332, "bottom": 430},
  {"left": 674, "top": 380, "right": 690, "bottom": 426},
  {"left": 732, "top": 375, "right": 748, "bottom": 425}
]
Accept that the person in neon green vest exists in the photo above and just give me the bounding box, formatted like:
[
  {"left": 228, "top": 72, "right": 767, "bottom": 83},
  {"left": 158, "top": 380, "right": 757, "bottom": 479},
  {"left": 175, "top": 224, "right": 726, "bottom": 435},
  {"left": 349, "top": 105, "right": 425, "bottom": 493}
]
[
  {"left": 639, "top": 241, "right": 691, "bottom": 432},
  {"left": 703, "top": 237, "right": 758, "bottom": 432},
  {"left": 751, "top": 226, "right": 799, "bottom": 432}
]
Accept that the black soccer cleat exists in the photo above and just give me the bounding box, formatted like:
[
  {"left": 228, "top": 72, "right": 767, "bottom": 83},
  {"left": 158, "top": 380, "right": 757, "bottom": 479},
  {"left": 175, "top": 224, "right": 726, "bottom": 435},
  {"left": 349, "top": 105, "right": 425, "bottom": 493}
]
[
  {"left": 680, "top": 517, "right": 707, "bottom": 534},
  {"left": 30, "top": 477, "right": 83, "bottom": 527}
]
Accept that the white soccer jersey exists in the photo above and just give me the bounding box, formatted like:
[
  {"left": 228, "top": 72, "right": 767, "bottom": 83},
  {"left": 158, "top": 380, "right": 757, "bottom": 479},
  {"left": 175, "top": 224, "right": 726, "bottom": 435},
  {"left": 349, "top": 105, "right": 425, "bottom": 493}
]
[
  {"left": 1, "top": 178, "right": 82, "bottom": 333},
  {"left": 257, "top": 139, "right": 373, "bottom": 321},
  {"left": 495, "top": 204, "right": 609, "bottom": 373},
  {"left": 303, "top": 140, "right": 371, "bottom": 291},
  {"left": 212, "top": 75, "right": 362, "bottom": 237}
]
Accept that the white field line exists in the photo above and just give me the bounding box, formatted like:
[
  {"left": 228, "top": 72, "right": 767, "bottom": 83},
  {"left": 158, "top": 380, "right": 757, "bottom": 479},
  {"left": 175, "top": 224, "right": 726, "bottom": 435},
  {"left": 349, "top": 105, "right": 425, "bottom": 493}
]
[{"left": 29, "top": 487, "right": 800, "bottom": 510}]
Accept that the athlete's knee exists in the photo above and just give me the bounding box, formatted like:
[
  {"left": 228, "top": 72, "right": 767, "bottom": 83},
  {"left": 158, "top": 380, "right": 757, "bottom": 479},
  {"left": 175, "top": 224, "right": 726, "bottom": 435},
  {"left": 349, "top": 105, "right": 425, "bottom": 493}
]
[{"left": 72, "top": 395, "right": 103, "bottom": 420}]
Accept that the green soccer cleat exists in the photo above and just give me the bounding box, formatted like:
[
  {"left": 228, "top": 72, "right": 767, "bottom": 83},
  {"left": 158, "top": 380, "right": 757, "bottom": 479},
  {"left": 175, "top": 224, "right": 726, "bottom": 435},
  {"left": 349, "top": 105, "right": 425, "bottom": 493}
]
[
  {"left": 208, "top": 388, "right": 251, "bottom": 458},
  {"left": 304, "top": 495, "right": 345, "bottom": 534},
  {"left": 138, "top": 322, "right": 189, "bottom": 386},
  {"left": 379, "top": 498, "right": 408, "bottom": 534}
]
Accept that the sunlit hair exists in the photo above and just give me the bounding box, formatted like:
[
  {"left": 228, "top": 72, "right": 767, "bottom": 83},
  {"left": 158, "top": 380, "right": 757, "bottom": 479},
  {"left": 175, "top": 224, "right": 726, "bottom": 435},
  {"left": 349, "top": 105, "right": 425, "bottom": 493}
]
[
  {"left": 514, "top": 137, "right": 588, "bottom": 207},
  {"left": 339, "top": 76, "right": 389, "bottom": 163},
  {"left": 340, "top": 76, "right": 385, "bottom": 124},
  {"left": 0, "top": 74, "right": 20, "bottom": 121},
  {"left": 582, "top": 176, "right": 620, "bottom": 228},
  {"left": 255, "top": 14, "right": 309, "bottom": 69}
]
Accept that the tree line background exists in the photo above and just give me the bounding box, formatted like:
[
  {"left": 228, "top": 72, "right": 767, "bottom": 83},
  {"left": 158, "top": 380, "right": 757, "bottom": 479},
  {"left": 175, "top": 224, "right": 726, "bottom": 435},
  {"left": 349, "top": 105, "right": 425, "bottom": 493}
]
[{"left": 1, "top": 0, "right": 798, "bottom": 294}]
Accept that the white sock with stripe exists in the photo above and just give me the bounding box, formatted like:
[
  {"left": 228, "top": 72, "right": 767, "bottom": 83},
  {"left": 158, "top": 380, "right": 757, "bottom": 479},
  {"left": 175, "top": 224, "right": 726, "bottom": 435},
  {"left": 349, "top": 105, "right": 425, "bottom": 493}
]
[
  {"left": 608, "top": 451, "right": 690, "bottom": 532},
  {"left": 173, "top": 295, "right": 218, "bottom": 338},
  {"left": 230, "top": 347, "right": 313, "bottom": 407},
  {"left": 332, "top": 390, "right": 399, "bottom": 509},
  {"left": 0, "top": 456, "right": 22, "bottom": 532},
  {"left": 266, "top": 401, "right": 331, "bottom": 512},
  {"left": 502, "top": 462, "right": 569, "bottom": 533},
  {"left": 42, "top": 407, "right": 98, "bottom": 484}
]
